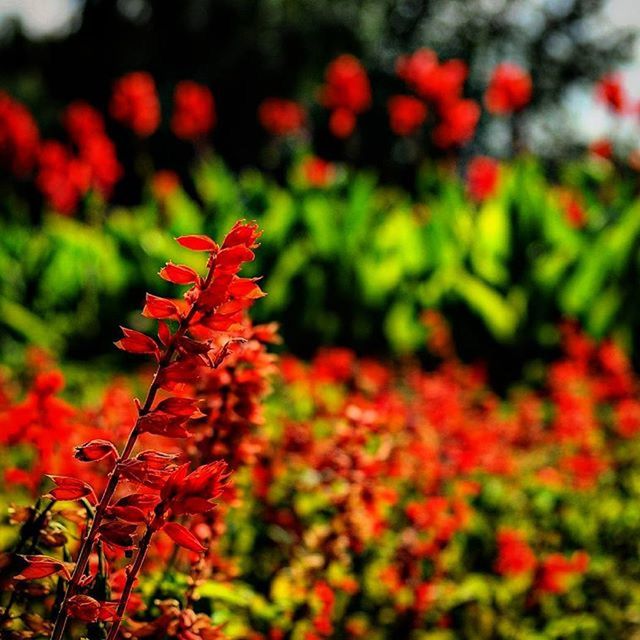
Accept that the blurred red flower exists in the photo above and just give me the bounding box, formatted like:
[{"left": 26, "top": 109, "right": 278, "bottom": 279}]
[
  {"left": 110, "top": 72, "right": 160, "bottom": 137},
  {"left": 466, "top": 156, "right": 500, "bottom": 201},
  {"left": 485, "top": 63, "right": 532, "bottom": 115},
  {"left": 0, "top": 91, "right": 39, "bottom": 177},
  {"left": 495, "top": 528, "right": 536, "bottom": 576},
  {"left": 171, "top": 80, "right": 216, "bottom": 141},
  {"left": 301, "top": 156, "right": 335, "bottom": 188},
  {"left": 258, "top": 98, "right": 306, "bottom": 136},
  {"left": 63, "top": 102, "right": 105, "bottom": 146},
  {"left": 537, "top": 551, "right": 589, "bottom": 594},
  {"left": 387, "top": 95, "right": 427, "bottom": 136},
  {"left": 320, "top": 55, "right": 371, "bottom": 114},
  {"left": 36, "top": 141, "right": 91, "bottom": 214},
  {"left": 396, "top": 48, "right": 439, "bottom": 99},
  {"left": 597, "top": 73, "right": 626, "bottom": 113},
  {"left": 433, "top": 99, "right": 480, "bottom": 148},
  {"left": 329, "top": 107, "right": 357, "bottom": 139},
  {"left": 151, "top": 169, "right": 180, "bottom": 201},
  {"left": 589, "top": 138, "right": 613, "bottom": 160}
]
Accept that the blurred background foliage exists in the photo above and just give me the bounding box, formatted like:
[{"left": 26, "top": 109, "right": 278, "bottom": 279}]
[{"left": 2, "top": 152, "right": 640, "bottom": 388}]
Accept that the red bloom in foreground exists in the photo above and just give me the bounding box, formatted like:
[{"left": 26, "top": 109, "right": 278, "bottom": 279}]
[
  {"left": 171, "top": 80, "right": 216, "bottom": 141},
  {"left": 258, "top": 98, "right": 306, "bottom": 136},
  {"left": 485, "top": 63, "right": 532, "bottom": 115},
  {"left": 320, "top": 55, "right": 371, "bottom": 114},
  {"left": 433, "top": 99, "right": 480, "bottom": 148},
  {"left": 495, "top": 528, "right": 536, "bottom": 576},
  {"left": 466, "top": 156, "right": 500, "bottom": 201},
  {"left": 0, "top": 91, "right": 39, "bottom": 177},
  {"left": 597, "top": 74, "right": 626, "bottom": 114},
  {"left": 387, "top": 95, "right": 427, "bottom": 136},
  {"left": 110, "top": 72, "right": 160, "bottom": 137}
]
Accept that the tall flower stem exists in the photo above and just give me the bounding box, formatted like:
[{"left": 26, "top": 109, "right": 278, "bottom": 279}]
[
  {"left": 50, "top": 261, "right": 215, "bottom": 640},
  {"left": 105, "top": 525, "right": 154, "bottom": 640}
]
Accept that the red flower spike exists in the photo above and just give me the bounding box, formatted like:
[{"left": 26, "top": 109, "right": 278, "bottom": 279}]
[
  {"left": 162, "top": 522, "right": 206, "bottom": 553},
  {"left": 175, "top": 234, "right": 219, "bottom": 252},
  {"left": 115, "top": 327, "right": 160, "bottom": 355},
  {"left": 159, "top": 262, "right": 199, "bottom": 285},
  {"left": 15, "top": 555, "right": 72, "bottom": 581},
  {"left": 46, "top": 476, "right": 95, "bottom": 502},
  {"left": 74, "top": 439, "right": 118, "bottom": 462},
  {"left": 67, "top": 595, "right": 101, "bottom": 622}
]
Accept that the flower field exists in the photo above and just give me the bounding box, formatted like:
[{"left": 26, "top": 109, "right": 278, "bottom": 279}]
[{"left": 2, "top": 14, "right": 640, "bottom": 639}]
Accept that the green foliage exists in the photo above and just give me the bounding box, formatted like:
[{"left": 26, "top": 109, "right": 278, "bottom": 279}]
[{"left": 2, "top": 155, "right": 640, "bottom": 368}]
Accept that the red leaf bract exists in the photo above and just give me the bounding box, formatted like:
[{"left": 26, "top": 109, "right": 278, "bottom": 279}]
[
  {"left": 176, "top": 234, "right": 218, "bottom": 252},
  {"left": 74, "top": 439, "right": 118, "bottom": 462},
  {"left": 15, "top": 555, "right": 72, "bottom": 580},
  {"left": 159, "top": 262, "right": 199, "bottom": 285},
  {"left": 162, "top": 521, "right": 206, "bottom": 552},
  {"left": 142, "top": 294, "right": 180, "bottom": 320},
  {"left": 46, "top": 475, "right": 95, "bottom": 501},
  {"left": 115, "top": 327, "right": 159, "bottom": 354}
]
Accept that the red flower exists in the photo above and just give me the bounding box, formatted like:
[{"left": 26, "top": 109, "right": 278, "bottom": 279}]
[
  {"left": 79, "top": 134, "right": 122, "bottom": 198},
  {"left": 110, "top": 72, "right": 160, "bottom": 137},
  {"left": 329, "top": 108, "right": 357, "bottom": 139},
  {"left": 495, "top": 528, "right": 536, "bottom": 576},
  {"left": 152, "top": 170, "right": 180, "bottom": 201},
  {"left": 589, "top": 138, "right": 613, "bottom": 160},
  {"left": 160, "top": 460, "right": 230, "bottom": 516},
  {"left": 432, "top": 99, "right": 480, "bottom": 148},
  {"left": 0, "top": 91, "right": 39, "bottom": 177},
  {"left": 557, "top": 189, "right": 587, "bottom": 229},
  {"left": 171, "top": 80, "right": 216, "bottom": 141},
  {"left": 396, "top": 48, "right": 439, "bottom": 99},
  {"left": 258, "top": 98, "right": 306, "bottom": 136},
  {"left": 63, "top": 102, "right": 105, "bottom": 146},
  {"left": 537, "top": 551, "right": 589, "bottom": 594},
  {"left": 615, "top": 399, "right": 640, "bottom": 438},
  {"left": 301, "top": 156, "right": 335, "bottom": 188},
  {"left": 36, "top": 140, "right": 91, "bottom": 215},
  {"left": 320, "top": 55, "right": 371, "bottom": 114},
  {"left": 387, "top": 95, "right": 427, "bottom": 136},
  {"left": 466, "top": 156, "right": 500, "bottom": 201},
  {"left": 597, "top": 74, "right": 626, "bottom": 113},
  {"left": 485, "top": 63, "right": 532, "bottom": 115}
]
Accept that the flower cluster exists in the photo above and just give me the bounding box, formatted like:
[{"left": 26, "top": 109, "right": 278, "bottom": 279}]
[
  {"left": 319, "top": 55, "right": 372, "bottom": 138},
  {"left": 0, "top": 221, "right": 268, "bottom": 640},
  {"left": 258, "top": 98, "right": 306, "bottom": 137},
  {"left": 2, "top": 318, "right": 640, "bottom": 637}
]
